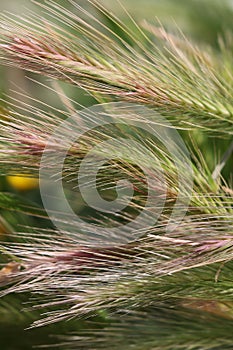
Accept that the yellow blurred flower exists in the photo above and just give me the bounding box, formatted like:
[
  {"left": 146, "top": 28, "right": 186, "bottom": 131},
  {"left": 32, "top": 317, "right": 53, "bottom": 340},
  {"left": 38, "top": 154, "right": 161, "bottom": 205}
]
[{"left": 7, "top": 175, "right": 39, "bottom": 191}]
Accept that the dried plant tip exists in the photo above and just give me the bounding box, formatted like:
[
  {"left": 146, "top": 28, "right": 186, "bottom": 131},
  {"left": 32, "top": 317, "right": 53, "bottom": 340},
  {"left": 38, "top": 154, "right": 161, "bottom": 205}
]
[{"left": 0, "top": 262, "right": 21, "bottom": 285}]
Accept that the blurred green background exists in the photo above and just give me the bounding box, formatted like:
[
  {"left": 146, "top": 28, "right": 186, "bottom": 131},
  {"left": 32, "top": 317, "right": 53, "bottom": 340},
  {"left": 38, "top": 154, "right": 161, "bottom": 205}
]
[{"left": 0, "top": 0, "right": 232, "bottom": 348}]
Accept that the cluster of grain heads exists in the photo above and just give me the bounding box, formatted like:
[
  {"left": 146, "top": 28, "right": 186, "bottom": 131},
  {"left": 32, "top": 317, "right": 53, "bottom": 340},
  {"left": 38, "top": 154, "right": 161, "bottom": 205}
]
[{"left": 0, "top": 1, "right": 232, "bottom": 349}]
